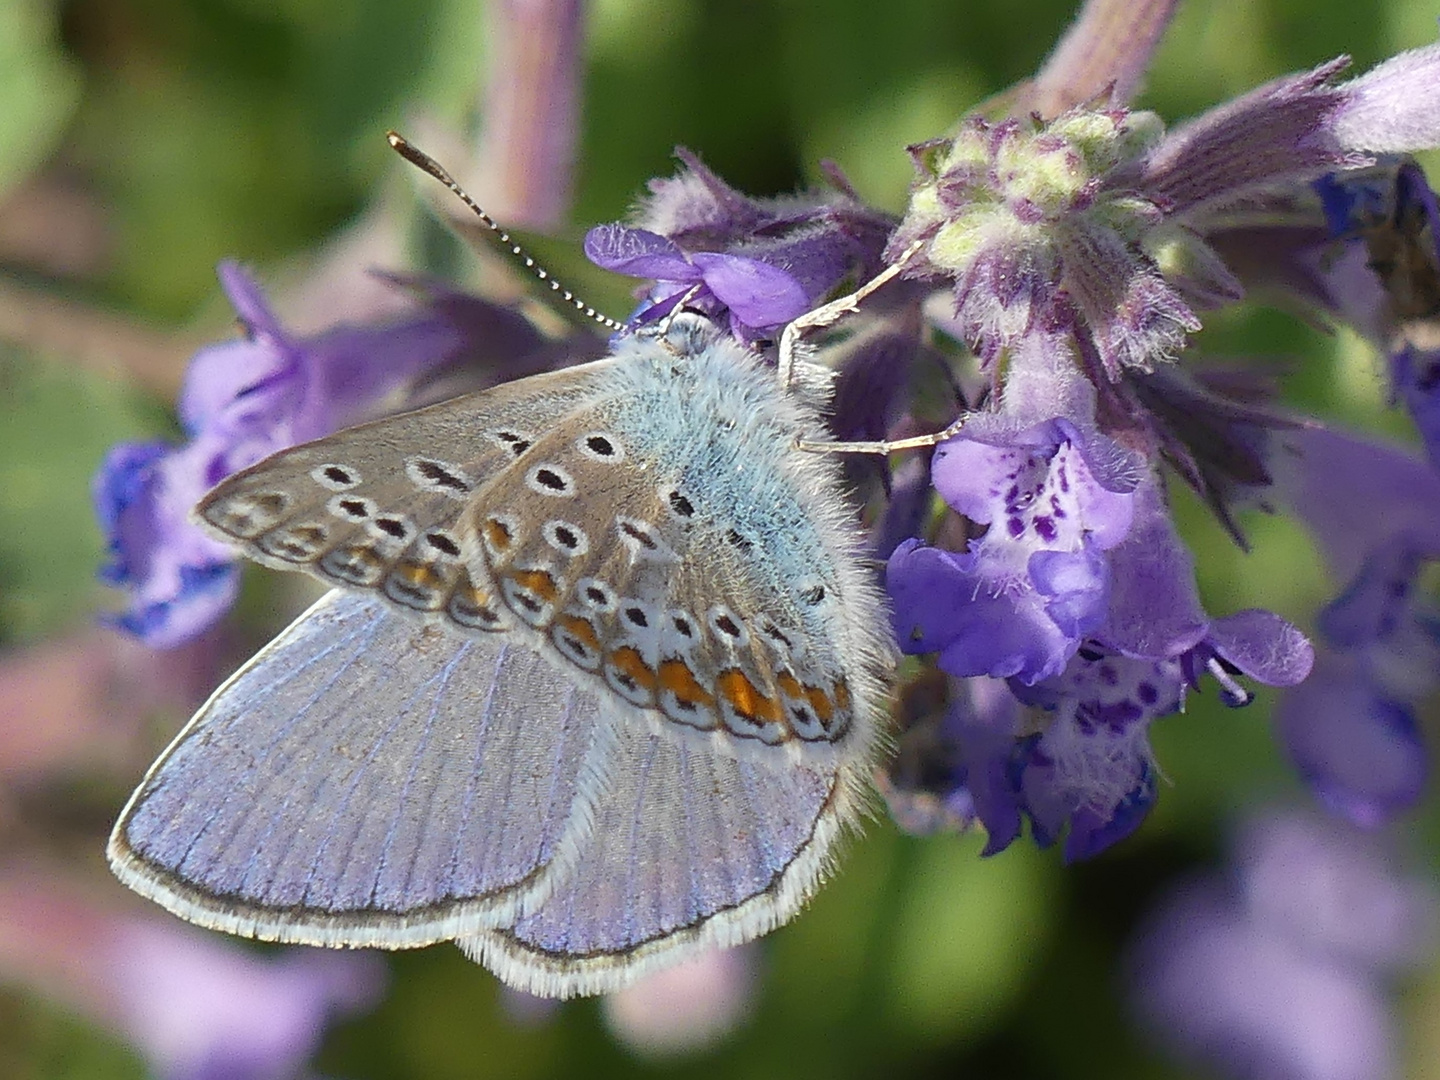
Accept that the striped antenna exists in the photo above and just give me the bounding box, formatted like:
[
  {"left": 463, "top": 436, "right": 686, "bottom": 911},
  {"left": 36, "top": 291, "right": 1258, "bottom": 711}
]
[{"left": 387, "top": 131, "right": 625, "bottom": 333}]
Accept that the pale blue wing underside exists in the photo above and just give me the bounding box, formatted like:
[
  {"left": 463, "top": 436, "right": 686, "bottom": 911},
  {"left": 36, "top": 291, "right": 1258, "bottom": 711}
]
[
  {"left": 108, "top": 590, "right": 614, "bottom": 947},
  {"left": 462, "top": 722, "right": 859, "bottom": 997}
]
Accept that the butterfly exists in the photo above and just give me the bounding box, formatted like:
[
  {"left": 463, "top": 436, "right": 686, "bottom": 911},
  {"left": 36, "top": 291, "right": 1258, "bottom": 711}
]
[{"left": 107, "top": 304, "right": 896, "bottom": 998}]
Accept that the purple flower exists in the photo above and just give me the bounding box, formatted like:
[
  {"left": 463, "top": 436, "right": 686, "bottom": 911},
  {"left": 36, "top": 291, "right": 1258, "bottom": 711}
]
[
  {"left": 887, "top": 334, "right": 1142, "bottom": 684},
  {"left": 584, "top": 149, "right": 894, "bottom": 340},
  {"left": 585, "top": 224, "right": 811, "bottom": 332},
  {"left": 867, "top": 0, "right": 1440, "bottom": 856},
  {"left": 93, "top": 262, "right": 520, "bottom": 647},
  {"left": 1271, "top": 427, "right": 1440, "bottom": 826},
  {"left": 0, "top": 867, "right": 383, "bottom": 1080},
  {"left": 1127, "top": 808, "right": 1435, "bottom": 1080}
]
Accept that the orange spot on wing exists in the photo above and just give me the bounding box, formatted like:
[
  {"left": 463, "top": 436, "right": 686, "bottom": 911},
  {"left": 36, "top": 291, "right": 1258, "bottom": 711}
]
[
  {"left": 659, "top": 659, "right": 715, "bottom": 708},
  {"left": 608, "top": 646, "right": 657, "bottom": 692},
  {"left": 508, "top": 568, "right": 559, "bottom": 602},
  {"left": 393, "top": 560, "right": 444, "bottom": 589},
  {"left": 483, "top": 517, "right": 513, "bottom": 552},
  {"left": 717, "top": 669, "right": 782, "bottom": 724},
  {"left": 556, "top": 613, "right": 599, "bottom": 651}
]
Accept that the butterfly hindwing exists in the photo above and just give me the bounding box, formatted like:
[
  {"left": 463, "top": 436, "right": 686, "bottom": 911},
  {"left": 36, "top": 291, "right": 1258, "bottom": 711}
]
[
  {"left": 108, "top": 589, "right": 616, "bottom": 947},
  {"left": 460, "top": 718, "right": 863, "bottom": 997}
]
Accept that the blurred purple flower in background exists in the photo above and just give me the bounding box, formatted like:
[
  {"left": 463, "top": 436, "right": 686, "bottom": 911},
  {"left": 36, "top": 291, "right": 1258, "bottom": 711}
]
[
  {"left": 1127, "top": 808, "right": 1436, "bottom": 1080},
  {"left": 601, "top": 946, "right": 758, "bottom": 1058},
  {"left": 0, "top": 866, "right": 383, "bottom": 1080}
]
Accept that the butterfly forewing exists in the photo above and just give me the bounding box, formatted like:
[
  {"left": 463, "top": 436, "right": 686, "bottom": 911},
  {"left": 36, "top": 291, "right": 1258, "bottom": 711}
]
[
  {"left": 108, "top": 589, "right": 616, "bottom": 946},
  {"left": 195, "top": 360, "right": 618, "bottom": 634}
]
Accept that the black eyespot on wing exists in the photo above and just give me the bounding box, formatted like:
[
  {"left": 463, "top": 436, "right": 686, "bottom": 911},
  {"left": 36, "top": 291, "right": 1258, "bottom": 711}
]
[
  {"left": 374, "top": 517, "right": 408, "bottom": 539},
  {"left": 619, "top": 521, "right": 657, "bottom": 550},
  {"left": 802, "top": 584, "right": 826, "bottom": 605},
  {"left": 425, "top": 531, "right": 462, "bottom": 557},
  {"left": 714, "top": 613, "right": 742, "bottom": 637},
  {"left": 623, "top": 605, "right": 649, "bottom": 628},
  {"left": 411, "top": 459, "right": 471, "bottom": 493},
  {"left": 323, "top": 465, "right": 354, "bottom": 485},
  {"left": 586, "top": 434, "right": 615, "bottom": 457},
  {"left": 494, "top": 430, "right": 532, "bottom": 456},
  {"left": 668, "top": 490, "right": 694, "bottom": 517}
]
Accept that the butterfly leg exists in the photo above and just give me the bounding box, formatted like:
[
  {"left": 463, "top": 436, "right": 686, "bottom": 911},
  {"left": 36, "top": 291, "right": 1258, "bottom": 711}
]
[
  {"left": 795, "top": 412, "right": 969, "bottom": 456},
  {"left": 776, "top": 239, "right": 925, "bottom": 389}
]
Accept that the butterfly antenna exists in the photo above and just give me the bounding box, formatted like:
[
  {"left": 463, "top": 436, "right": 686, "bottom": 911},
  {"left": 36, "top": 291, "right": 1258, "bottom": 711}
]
[{"left": 387, "top": 131, "right": 626, "bottom": 333}]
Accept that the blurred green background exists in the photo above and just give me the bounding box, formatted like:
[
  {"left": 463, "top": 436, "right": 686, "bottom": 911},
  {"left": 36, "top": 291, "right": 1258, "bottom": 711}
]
[{"left": 3, "top": 0, "right": 1440, "bottom": 1077}]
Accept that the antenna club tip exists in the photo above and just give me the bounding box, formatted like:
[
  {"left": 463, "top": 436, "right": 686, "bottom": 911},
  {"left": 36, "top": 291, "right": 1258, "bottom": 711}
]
[{"left": 386, "top": 131, "right": 406, "bottom": 149}]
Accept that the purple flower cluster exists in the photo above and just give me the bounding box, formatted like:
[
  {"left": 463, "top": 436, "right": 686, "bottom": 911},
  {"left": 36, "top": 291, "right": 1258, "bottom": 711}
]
[
  {"left": 585, "top": 149, "right": 895, "bottom": 341},
  {"left": 92, "top": 1, "right": 1440, "bottom": 864}
]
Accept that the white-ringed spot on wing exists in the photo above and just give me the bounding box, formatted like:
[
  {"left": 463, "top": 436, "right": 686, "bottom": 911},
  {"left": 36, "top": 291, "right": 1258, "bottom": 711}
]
[
  {"left": 422, "top": 529, "right": 464, "bottom": 561},
  {"left": 480, "top": 513, "right": 520, "bottom": 560},
  {"left": 799, "top": 582, "right": 828, "bottom": 606},
  {"left": 525, "top": 463, "right": 576, "bottom": 497},
  {"left": 326, "top": 494, "right": 375, "bottom": 522},
  {"left": 257, "top": 522, "right": 329, "bottom": 563},
  {"left": 320, "top": 542, "right": 386, "bottom": 587},
  {"left": 499, "top": 567, "right": 560, "bottom": 627},
  {"left": 446, "top": 578, "right": 509, "bottom": 632},
  {"left": 755, "top": 615, "right": 803, "bottom": 660},
  {"left": 618, "top": 598, "right": 658, "bottom": 636},
  {"left": 487, "top": 429, "right": 533, "bottom": 457},
  {"left": 367, "top": 514, "right": 414, "bottom": 545},
  {"left": 551, "top": 613, "right": 603, "bottom": 671},
  {"left": 615, "top": 516, "right": 678, "bottom": 563},
  {"left": 542, "top": 519, "right": 589, "bottom": 557},
  {"left": 204, "top": 490, "right": 290, "bottom": 537},
  {"left": 382, "top": 558, "right": 451, "bottom": 612},
  {"left": 706, "top": 605, "right": 750, "bottom": 649},
  {"left": 311, "top": 463, "right": 362, "bottom": 491},
  {"left": 575, "top": 577, "right": 616, "bottom": 613},
  {"left": 577, "top": 432, "right": 625, "bottom": 463},
  {"left": 405, "top": 457, "right": 473, "bottom": 499},
  {"left": 664, "top": 488, "right": 696, "bottom": 520},
  {"left": 604, "top": 646, "right": 657, "bottom": 707},
  {"left": 664, "top": 608, "right": 699, "bottom": 651}
]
